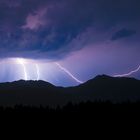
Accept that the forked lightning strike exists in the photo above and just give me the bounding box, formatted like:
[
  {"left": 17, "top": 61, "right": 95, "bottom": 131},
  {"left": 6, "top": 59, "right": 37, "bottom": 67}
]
[
  {"left": 16, "top": 59, "right": 83, "bottom": 83},
  {"left": 17, "top": 58, "right": 28, "bottom": 80},
  {"left": 114, "top": 65, "right": 140, "bottom": 77},
  {"left": 35, "top": 64, "right": 40, "bottom": 80},
  {"left": 55, "top": 63, "right": 83, "bottom": 84}
]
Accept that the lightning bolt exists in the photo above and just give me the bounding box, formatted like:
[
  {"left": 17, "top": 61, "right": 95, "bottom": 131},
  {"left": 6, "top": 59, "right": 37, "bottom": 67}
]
[
  {"left": 114, "top": 65, "right": 140, "bottom": 77},
  {"left": 17, "top": 58, "right": 28, "bottom": 80},
  {"left": 55, "top": 63, "right": 83, "bottom": 84},
  {"left": 35, "top": 64, "right": 40, "bottom": 81}
]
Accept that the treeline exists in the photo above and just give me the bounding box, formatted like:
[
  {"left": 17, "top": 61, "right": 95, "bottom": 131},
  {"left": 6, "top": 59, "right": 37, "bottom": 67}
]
[{"left": 0, "top": 101, "right": 140, "bottom": 113}]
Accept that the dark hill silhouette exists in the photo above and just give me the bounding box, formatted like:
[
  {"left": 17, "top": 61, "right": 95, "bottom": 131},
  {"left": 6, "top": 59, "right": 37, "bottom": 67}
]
[
  {"left": 67, "top": 75, "right": 140, "bottom": 102},
  {"left": 0, "top": 75, "right": 140, "bottom": 107}
]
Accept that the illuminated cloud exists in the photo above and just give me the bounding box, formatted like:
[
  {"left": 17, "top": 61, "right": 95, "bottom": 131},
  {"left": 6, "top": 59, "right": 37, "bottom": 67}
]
[{"left": 22, "top": 8, "right": 47, "bottom": 30}]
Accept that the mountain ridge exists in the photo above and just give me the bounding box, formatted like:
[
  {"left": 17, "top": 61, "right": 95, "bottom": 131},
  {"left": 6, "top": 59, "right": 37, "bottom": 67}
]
[{"left": 0, "top": 75, "right": 139, "bottom": 107}]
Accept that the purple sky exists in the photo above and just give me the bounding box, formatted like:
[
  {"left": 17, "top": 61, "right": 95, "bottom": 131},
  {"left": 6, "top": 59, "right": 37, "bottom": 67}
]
[{"left": 0, "top": 0, "right": 140, "bottom": 86}]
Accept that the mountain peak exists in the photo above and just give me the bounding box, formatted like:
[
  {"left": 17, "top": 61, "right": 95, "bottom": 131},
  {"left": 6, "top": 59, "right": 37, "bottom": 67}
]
[{"left": 94, "top": 75, "right": 113, "bottom": 80}]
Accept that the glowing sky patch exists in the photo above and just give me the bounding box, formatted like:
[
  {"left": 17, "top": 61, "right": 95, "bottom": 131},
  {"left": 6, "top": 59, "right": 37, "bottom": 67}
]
[
  {"left": 16, "top": 59, "right": 41, "bottom": 81},
  {"left": 0, "top": 57, "right": 139, "bottom": 87}
]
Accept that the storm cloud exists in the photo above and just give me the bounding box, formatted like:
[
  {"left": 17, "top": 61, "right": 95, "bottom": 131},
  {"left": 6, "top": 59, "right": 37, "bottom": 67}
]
[
  {"left": 0, "top": 0, "right": 139, "bottom": 59},
  {"left": 111, "top": 28, "right": 136, "bottom": 41}
]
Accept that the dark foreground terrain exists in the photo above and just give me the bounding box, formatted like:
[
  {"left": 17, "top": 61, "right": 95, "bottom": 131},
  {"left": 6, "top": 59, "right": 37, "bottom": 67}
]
[
  {"left": 0, "top": 101, "right": 140, "bottom": 114},
  {"left": 0, "top": 75, "right": 140, "bottom": 108}
]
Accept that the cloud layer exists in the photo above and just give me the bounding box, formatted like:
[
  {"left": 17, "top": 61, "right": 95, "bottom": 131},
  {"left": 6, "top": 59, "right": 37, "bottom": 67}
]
[{"left": 0, "top": 0, "right": 139, "bottom": 59}]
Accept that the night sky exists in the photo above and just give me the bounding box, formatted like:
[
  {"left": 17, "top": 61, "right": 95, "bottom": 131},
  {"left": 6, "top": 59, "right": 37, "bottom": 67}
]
[{"left": 0, "top": 0, "right": 140, "bottom": 86}]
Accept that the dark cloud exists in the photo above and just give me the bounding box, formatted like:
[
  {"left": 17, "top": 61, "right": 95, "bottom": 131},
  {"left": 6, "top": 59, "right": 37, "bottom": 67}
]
[
  {"left": 0, "top": 0, "right": 139, "bottom": 59},
  {"left": 111, "top": 29, "right": 136, "bottom": 41}
]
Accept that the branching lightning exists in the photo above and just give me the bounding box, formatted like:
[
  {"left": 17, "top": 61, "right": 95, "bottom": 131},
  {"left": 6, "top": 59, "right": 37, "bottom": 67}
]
[
  {"left": 17, "top": 58, "right": 28, "bottom": 80},
  {"left": 15, "top": 59, "right": 83, "bottom": 84},
  {"left": 55, "top": 62, "right": 83, "bottom": 84},
  {"left": 16, "top": 58, "right": 40, "bottom": 81},
  {"left": 114, "top": 65, "right": 140, "bottom": 77},
  {"left": 35, "top": 64, "right": 40, "bottom": 80}
]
